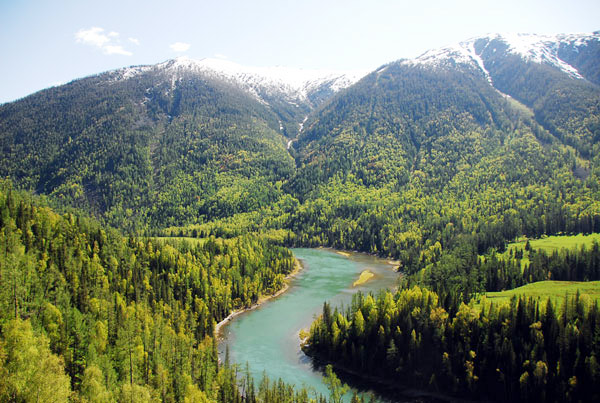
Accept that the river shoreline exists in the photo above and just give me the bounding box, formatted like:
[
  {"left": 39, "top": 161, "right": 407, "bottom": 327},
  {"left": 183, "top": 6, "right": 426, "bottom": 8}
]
[{"left": 214, "top": 257, "right": 304, "bottom": 339}]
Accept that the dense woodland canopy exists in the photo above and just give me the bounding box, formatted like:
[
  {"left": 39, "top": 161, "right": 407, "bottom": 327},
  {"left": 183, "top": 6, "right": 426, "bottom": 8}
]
[
  {"left": 0, "top": 182, "right": 320, "bottom": 402},
  {"left": 0, "top": 33, "right": 599, "bottom": 401}
]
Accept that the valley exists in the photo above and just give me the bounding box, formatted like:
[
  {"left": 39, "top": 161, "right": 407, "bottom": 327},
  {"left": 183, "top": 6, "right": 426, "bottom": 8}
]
[{"left": 0, "top": 31, "right": 599, "bottom": 402}]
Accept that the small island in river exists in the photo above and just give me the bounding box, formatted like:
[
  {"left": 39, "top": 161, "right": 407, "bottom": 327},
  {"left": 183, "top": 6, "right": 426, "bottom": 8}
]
[{"left": 353, "top": 269, "right": 375, "bottom": 286}]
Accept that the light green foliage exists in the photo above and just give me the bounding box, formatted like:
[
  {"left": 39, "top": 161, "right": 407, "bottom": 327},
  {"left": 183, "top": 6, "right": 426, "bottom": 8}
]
[
  {"left": 506, "top": 233, "right": 600, "bottom": 256},
  {"left": 118, "top": 382, "right": 157, "bottom": 403},
  {"left": 0, "top": 184, "right": 304, "bottom": 402},
  {"left": 81, "top": 364, "right": 113, "bottom": 403},
  {"left": 0, "top": 319, "right": 71, "bottom": 402}
]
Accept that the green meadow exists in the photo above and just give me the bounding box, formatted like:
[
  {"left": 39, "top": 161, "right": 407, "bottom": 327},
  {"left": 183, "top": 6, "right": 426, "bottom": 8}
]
[
  {"left": 495, "top": 233, "right": 600, "bottom": 269},
  {"left": 476, "top": 280, "right": 600, "bottom": 311},
  {"left": 508, "top": 233, "right": 600, "bottom": 253}
]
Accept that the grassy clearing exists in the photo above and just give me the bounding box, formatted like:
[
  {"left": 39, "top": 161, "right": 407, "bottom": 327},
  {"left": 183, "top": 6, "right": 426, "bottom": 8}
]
[
  {"left": 475, "top": 280, "right": 600, "bottom": 311},
  {"left": 506, "top": 96, "right": 535, "bottom": 118},
  {"left": 494, "top": 233, "right": 600, "bottom": 270},
  {"left": 508, "top": 233, "right": 600, "bottom": 253},
  {"left": 353, "top": 270, "right": 375, "bottom": 287}
]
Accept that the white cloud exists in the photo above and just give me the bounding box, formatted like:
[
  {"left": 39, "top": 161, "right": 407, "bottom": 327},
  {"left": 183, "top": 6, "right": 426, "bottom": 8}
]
[
  {"left": 170, "top": 42, "right": 191, "bottom": 52},
  {"left": 214, "top": 53, "right": 228, "bottom": 59},
  {"left": 76, "top": 27, "right": 110, "bottom": 48},
  {"left": 75, "top": 27, "right": 133, "bottom": 56},
  {"left": 128, "top": 37, "right": 140, "bottom": 45}
]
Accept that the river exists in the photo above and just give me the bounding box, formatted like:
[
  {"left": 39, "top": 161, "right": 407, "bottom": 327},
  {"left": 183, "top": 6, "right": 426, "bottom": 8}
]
[{"left": 218, "top": 248, "right": 401, "bottom": 401}]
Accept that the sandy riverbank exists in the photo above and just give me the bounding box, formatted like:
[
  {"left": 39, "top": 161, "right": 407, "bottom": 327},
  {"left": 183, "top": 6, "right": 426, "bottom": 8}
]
[{"left": 214, "top": 257, "right": 304, "bottom": 338}]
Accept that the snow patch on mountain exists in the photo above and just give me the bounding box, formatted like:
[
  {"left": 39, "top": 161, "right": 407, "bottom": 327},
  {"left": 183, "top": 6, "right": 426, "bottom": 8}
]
[
  {"left": 405, "top": 32, "right": 599, "bottom": 81},
  {"left": 468, "top": 42, "right": 493, "bottom": 85},
  {"left": 405, "top": 39, "right": 493, "bottom": 84},
  {"left": 114, "top": 65, "right": 154, "bottom": 81},
  {"left": 496, "top": 33, "right": 585, "bottom": 79}
]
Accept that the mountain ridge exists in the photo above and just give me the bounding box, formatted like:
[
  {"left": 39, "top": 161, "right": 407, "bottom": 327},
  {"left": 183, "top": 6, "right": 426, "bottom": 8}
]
[{"left": 0, "top": 30, "right": 598, "bottom": 236}]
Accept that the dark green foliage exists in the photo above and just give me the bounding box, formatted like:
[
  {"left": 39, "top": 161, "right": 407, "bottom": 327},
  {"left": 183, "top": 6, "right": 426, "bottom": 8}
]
[
  {"left": 404, "top": 238, "right": 600, "bottom": 303},
  {"left": 306, "top": 287, "right": 600, "bottom": 402},
  {"left": 557, "top": 33, "right": 600, "bottom": 86},
  {"left": 484, "top": 242, "right": 600, "bottom": 291}
]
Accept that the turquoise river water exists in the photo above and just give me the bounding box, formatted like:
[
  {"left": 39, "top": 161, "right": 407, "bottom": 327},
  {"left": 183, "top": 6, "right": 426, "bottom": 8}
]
[{"left": 218, "top": 248, "right": 401, "bottom": 401}]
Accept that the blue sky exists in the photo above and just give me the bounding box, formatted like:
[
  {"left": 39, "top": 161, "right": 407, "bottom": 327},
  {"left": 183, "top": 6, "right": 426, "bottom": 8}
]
[{"left": 1, "top": 0, "right": 598, "bottom": 104}]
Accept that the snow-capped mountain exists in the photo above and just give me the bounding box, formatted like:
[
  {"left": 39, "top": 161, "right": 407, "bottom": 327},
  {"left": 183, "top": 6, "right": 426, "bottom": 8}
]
[
  {"left": 404, "top": 31, "right": 600, "bottom": 85},
  {"left": 1, "top": 30, "right": 598, "bottom": 230},
  {"left": 116, "top": 57, "right": 368, "bottom": 108}
]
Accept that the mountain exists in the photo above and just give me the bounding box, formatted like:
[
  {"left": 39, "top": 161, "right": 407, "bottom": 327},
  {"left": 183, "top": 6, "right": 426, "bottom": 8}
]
[
  {"left": 285, "top": 31, "right": 599, "bottom": 261},
  {"left": 403, "top": 32, "right": 600, "bottom": 155},
  {"left": 0, "top": 58, "right": 364, "bottom": 230},
  {"left": 293, "top": 32, "right": 599, "bottom": 190},
  {"left": 408, "top": 32, "right": 600, "bottom": 81},
  {"left": 0, "top": 32, "right": 598, "bottom": 244}
]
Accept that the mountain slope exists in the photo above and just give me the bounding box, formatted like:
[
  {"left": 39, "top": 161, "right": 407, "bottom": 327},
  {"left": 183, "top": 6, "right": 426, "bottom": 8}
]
[
  {"left": 290, "top": 31, "right": 600, "bottom": 194},
  {"left": 406, "top": 32, "right": 600, "bottom": 155},
  {"left": 282, "top": 31, "right": 599, "bottom": 263},
  {"left": 0, "top": 58, "right": 366, "bottom": 230},
  {"left": 0, "top": 65, "right": 289, "bottom": 229}
]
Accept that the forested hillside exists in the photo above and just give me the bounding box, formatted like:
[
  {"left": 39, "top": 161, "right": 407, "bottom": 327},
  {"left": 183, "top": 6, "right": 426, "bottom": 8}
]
[
  {"left": 0, "top": 182, "right": 309, "bottom": 401},
  {"left": 306, "top": 286, "right": 600, "bottom": 402},
  {"left": 1, "top": 35, "right": 598, "bottom": 254},
  {"left": 0, "top": 66, "right": 297, "bottom": 231}
]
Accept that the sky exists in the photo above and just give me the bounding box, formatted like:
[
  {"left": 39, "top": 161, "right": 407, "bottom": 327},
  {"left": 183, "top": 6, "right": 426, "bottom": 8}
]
[{"left": 1, "top": 0, "right": 599, "bottom": 104}]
